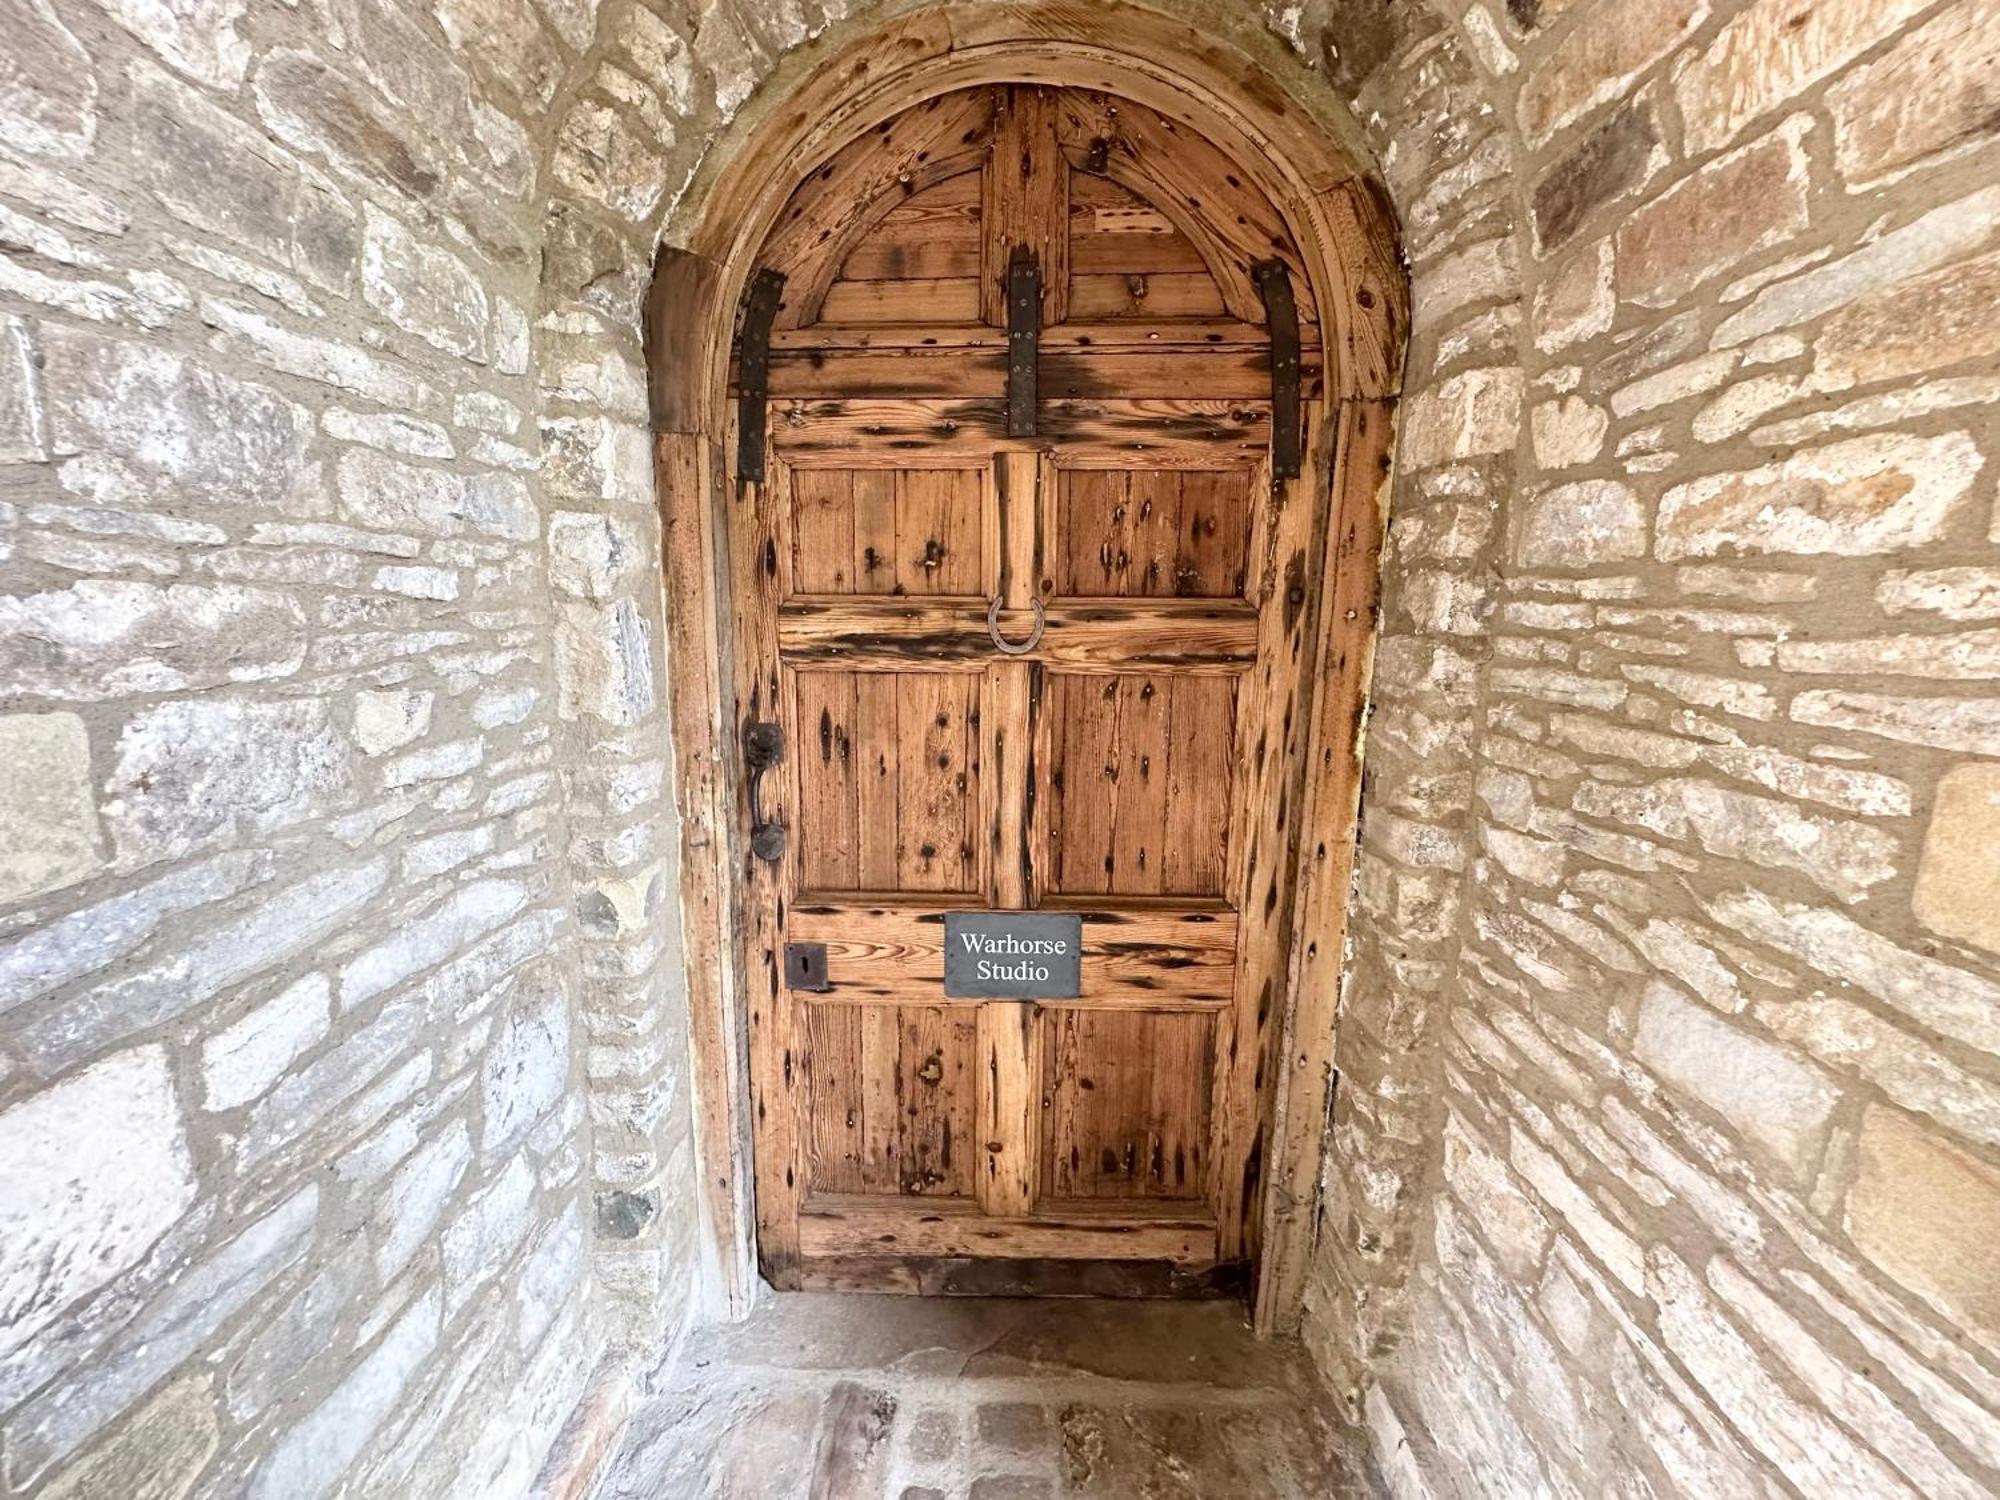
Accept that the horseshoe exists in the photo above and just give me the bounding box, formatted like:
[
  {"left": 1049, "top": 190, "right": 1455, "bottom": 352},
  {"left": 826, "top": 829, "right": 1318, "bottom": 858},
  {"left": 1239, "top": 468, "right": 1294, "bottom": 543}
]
[{"left": 986, "top": 595, "right": 1046, "bottom": 656}]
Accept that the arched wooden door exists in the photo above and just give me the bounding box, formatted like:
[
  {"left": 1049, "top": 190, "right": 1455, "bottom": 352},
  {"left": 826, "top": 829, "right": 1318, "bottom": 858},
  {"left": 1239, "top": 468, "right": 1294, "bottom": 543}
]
[{"left": 729, "top": 84, "right": 1334, "bottom": 1295}]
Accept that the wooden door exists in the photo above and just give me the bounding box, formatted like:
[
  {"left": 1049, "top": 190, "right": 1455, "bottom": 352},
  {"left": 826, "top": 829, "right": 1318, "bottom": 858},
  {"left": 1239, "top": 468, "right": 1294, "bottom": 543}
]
[{"left": 731, "top": 85, "right": 1330, "bottom": 1295}]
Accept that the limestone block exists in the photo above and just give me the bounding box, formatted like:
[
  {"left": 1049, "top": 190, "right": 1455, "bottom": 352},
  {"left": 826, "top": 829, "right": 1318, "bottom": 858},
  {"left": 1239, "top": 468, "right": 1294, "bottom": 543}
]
[
  {"left": 1846, "top": 1107, "right": 2000, "bottom": 1347},
  {"left": 237, "top": 997, "right": 427, "bottom": 1164},
  {"left": 1828, "top": 3, "right": 2000, "bottom": 185},
  {"left": 1913, "top": 763, "right": 2000, "bottom": 955},
  {"left": 16, "top": 860, "right": 386, "bottom": 1074},
  {"left": 1656, "top": 432, "right": 1982, "bottom": 560},
  {"left": 553, "top": 98, "right": 669, "bottom": 224},
  {"left": 224, "top": 1248, "right": 364, "bottom": 1422},
  {"left": 1774, "top": 626, "right": 2000, "bottom": 680},
  {"left": 132, "top": 63, "right": 355, "bottom": 292},
  {"left": 0, "top": 712, "right": 101, "bottom": 905},
  {"left": 1399, "top": 367, "right": 1522, "bottom": 469},
  {"left": 1877, "top": 567, "right": 2000, "bottom": 622},
  {"left": 1757, "top": 993, "right": 2000, "bottom": 1151},
  {"left": 483, "top": 982, "right": 570, "bottom": 1153},
  {"left": 375, "top": 1120, "right": 472, "bottom": 1280},
  {"left": 542, "top": 415, "right": 651, "bottom": 501},
  {"left": 1533, "top": 238, "right": 1613, "bottom": 353},
  {"left": 203, "top": 974, "right": 332, "bottom": 1111},
  {"left": 352, "top": 688, "right": 433, "bottom": 757},
  {"left": 104, "top": 697, "right": 353, "bottom": 867},
  {"left": 1647, "top": 1248, "right": 1917, "bottom": 1499},
  {"left": 0, "top": 850, "right": 260, "bottom": 1017},
  {"left": 336, "top": 449, "right": 536, "bottom": 540},
  {"left": 40, "top": 327, "right": 318, "bottom": 509},
  {"left": 1441, "top": 1113, "right": 1550, "bottom": 1278},
  {"left": 1512, "top": 480, "right": 1643, "bottom": 567},
  {"left": 1634, "top": 983, "right": 1837, "bottom": 1179},
  {"left": 380, "top": 736, "right": 482, "bottom": 789},
  {"left": 1792, "top": 689, "right": 2000, "bottom": 758},
  {"left": 556, "top": 598, "right": 657, "bottom": 725},
  {"left": 1715, "top": 185, "right": 2000, "bottom": 347},
  {"left": 1708, "top": 888, "right": 2000, "bottom": 1058},
  {"left": 38, "top": 1375, "right": 219, "bottom": 1500},
  {"left": 254, "top": 49, "right": 446, "bottom": 207},
  {"left": 436, "top": 0, "right": 565, "bottom": 110},
  {"left": 516, "top": 1200, "right": 585, "bottom": 1350},
  {"left": 1530, "top": 100, "right": 1664, "bottom": 252},
  {"left": 1616, "top": 117, "right": 1809, "bottom": 305},
  {"left": 547, "top": 511, "right": 644, "bottom": 600},
  {"left": 203, "top": 298, "right": 437, "bottom": 411},
  {"left": 1814, "top": 249, "right": 2000, "bottom": 391},
  {"left": 1530, "top": 396, "right": 1606, "bottom": 468},
  {"left": 102, "top": 0, "right": 249, "bottom": 88},
  {"left": 0, "top": 0, "right": 96, "bottom": 157},
  {"left": 1517, "top": 0, "right": 1708, "bottom": 145},
  {"left": 0, "top": 313, "right": 39, "bottom": 460},
  {"left": 442, "top": 1152, "right": 536, "bottom": 1311},
  {"left": 339, "top": 877, "right": 528, "bottom": 1009},
  {"left": 1412, "top": 237, "right": 1518, "bottom": 334},
  {"left": 0, "top": 1047, "right": 196, "bottom": 1364},
  {"left": 1679, "top": 0, "right": 1938, "bottom": 153},
  {"left": 361, "top": 205, "right": 490, "bottom": 362},
  {"left": 0, "top": 580, "right": 307, "bottom": 702},
  {"left": 1509, "top": 1127, "right": 1645, "bottom": 1294},
  {"left": 246, "top": 1289, "right": 441, "bottom": 1500}
]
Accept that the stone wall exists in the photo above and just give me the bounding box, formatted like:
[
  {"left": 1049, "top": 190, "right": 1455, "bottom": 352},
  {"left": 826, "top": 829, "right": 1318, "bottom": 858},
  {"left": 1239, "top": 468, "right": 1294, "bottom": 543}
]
[
  {"left": 0, "top": 0, "right": 622, "bottom": 1491},
  {"left": 1279, "top": 1, "right": 2000, "bottom": 1496},
  {"left": 5, "top": 0, "right": 1999, "bottom": 1495}
]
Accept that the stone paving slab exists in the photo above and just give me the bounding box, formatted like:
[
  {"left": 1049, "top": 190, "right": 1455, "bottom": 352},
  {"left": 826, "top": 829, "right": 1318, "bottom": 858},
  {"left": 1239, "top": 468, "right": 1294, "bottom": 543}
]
[{"left": 600, "top": 1295, "right": 1372, "bottom": 1499}]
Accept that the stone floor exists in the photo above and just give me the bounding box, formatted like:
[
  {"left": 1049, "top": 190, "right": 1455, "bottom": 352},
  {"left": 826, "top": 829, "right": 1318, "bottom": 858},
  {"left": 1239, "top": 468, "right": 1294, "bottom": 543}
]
[{"left": 600, "top": 1294, "right": 1373, "bottom": 1500}]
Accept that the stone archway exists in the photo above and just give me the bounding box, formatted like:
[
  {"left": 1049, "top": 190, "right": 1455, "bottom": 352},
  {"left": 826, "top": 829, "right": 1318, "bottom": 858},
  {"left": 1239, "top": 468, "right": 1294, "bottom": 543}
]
[{"left": 637, "top": 0, "right": 1408, "bottom": 1332}]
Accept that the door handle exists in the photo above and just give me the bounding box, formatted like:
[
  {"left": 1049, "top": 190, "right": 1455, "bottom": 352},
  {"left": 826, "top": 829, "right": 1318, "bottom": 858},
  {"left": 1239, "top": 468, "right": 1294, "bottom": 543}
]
[{"left": 743, "top": 720, "right": 787, "bottom": 863}]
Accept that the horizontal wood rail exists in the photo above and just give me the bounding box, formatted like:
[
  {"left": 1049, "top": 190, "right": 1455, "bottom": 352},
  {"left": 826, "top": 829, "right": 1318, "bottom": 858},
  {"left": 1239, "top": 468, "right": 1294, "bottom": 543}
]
[
  {"left": 800, "top": 1194, "right": 1218, "bottom": 1263},
  {"left": 777, "top": 599, "right": 1259, "bottom": 671}
]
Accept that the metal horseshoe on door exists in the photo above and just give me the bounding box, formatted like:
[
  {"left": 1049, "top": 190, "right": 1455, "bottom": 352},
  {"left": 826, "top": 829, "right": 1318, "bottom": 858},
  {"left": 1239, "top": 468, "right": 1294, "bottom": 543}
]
[{"left": 986, "top": 596, "right": 1045, "bottom": 656}]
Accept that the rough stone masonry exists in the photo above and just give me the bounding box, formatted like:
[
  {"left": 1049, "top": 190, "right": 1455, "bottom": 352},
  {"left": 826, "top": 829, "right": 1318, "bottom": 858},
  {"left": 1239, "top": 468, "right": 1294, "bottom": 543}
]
[{"left": 0, "top": 0, "right": 1997, "bottom": 1496}]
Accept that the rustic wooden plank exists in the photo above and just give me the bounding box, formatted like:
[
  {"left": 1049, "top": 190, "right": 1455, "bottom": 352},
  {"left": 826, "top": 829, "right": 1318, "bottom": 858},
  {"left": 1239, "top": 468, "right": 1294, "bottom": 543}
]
[
  {"left": 1112, "top": 676, "right": 1170, "bottom": 896},
  {"left": 732, "top": 435, "right": 802, "bottom": 1286},
  {"left": 894, "top": 468, "right": 982, "bottom": 596},
  {"left": 1046, "top": 673, "right": 1120, "bottom": 896},
  {"left": 849, "top": 468, "right": 898, "bottom": 597},
  {"left": 1164, "top": 676, "right": 1234, "bottom": 897},
  {"left": 895, "top": 671, "right": 979, "bottom": 893},
  {"left": 649, "top": 427, "right": 754, "bottom": 1312},
  {"left": 785, "top": 903, "right": 1238, "bottom": 1005},
  {"left": 975, "top": 1002, "right": 1041, "bottom": 1217},
  {"left": 1069, "top": 272, "right": 1227, "bottom": 320},
  {"left": 1173, "top": 469, "right": 1253, "bottom": 598},
  {"left": 760, "top": 346, "right": 1318, "bottom": 400},
  {"left": 820, "top": 276, "right": 983, "bottom": 324},
  {"left": 800, "top": 1000, "right": 868, "bottom": 1193},
  {"left": 1043, "top": 1009, "right": 1212, "bottom": 1201},
  {"left": 778, "top": 599, "right": 1260, "bottom": 672},
  {"left": 771, "top": 320, "right": 1308, "bottom": 352},
  {"left": 794, "top": 1254, "right": 1246, "bottom": 1298},
  {"left": 795, "top": 670, "right": 860, "bottom": 890},
  {"left": 772, "top": 399, "right": 1270, "bottom": 466},
  {"left": 900, "top": 1004, "right": 978, "bottom": 1195},
  {"left": 1257, "top": 397, "right": 1391, "bottom": 1330},
  {"left": 799, "top": 1195, "right": 1216, "bottom": 1262},
  {"left": 1124, "top": 470, "right": 1185, "bottom": 598},
  {"left": 853, "top": 672, "right": 901, "bottom": 890},
  {"left": 790, "top": 468, "right": 856, "bottom": 594},
  {"left": 761, "top": 88, "right": 997, "bottom": 330},
  {"left": 982, "top": 83, "right": 1069, "bottom": 326}
]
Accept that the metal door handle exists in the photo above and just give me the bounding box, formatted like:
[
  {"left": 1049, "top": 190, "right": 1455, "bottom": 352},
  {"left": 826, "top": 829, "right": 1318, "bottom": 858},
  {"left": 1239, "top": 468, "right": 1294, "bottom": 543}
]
[
  {"left": 986, "top": 596, "right": 1045, "bottom": 656},
  {"left": 744, "top": 720, "right": 786, "bottom": 863}
]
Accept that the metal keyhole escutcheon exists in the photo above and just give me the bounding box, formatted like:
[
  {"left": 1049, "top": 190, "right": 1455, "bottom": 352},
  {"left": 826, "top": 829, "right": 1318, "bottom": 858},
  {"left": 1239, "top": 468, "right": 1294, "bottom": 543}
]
[{"left": 986, "top": 595, "right": 1046, "bottom": 656}]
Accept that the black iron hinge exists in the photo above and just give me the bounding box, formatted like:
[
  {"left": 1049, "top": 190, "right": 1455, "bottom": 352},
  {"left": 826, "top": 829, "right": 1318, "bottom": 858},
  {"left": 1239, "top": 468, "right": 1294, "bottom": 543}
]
[
  {"left": 735, "top": 267, "right": 786, "bottom": 484},
  {"left": 1253, "top": 258, "right": 1302, "bottom": 482},
  {"left": 1006, "top": 245, "right": 1040, "bottom": 438}
]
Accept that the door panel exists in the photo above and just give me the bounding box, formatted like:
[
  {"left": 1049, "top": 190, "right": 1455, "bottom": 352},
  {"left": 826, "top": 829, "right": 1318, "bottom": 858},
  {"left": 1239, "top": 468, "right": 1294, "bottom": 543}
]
[
  {"left": 1042, "top": 673, "right": 1236, "bottom": 898},
  {"left": 1042, "top": 1008, "right": 1214, "bottom": 1201},
  {"left": 738, "top": 82, "right": 1331, "bottom": 1295}
]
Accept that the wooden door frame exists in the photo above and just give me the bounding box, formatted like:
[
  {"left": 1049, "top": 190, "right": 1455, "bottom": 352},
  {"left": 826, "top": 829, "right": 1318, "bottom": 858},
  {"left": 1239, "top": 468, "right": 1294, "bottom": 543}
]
[{"left": 642, "top": 0, "right": 1406, "bottom": 1334}]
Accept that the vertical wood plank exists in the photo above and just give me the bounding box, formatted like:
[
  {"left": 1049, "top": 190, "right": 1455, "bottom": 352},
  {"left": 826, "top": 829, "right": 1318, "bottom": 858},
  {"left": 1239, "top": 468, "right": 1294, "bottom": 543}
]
[
  {"left": 854, "top": 673, "right": 900, "bottom": 891},
  {"left": 852, "top": 468, "right": 897, "bottom": 595},
  {"left": 791, "top": 469, "right": 855, "bottom": 593},
  {"left": 977, "top": 1002, "right": 1041, "bottom": 1215},
  {"left": 795, "top": 672, "right": 859, "bottom": 891},
  {"left": 1163, "top": 677, "right": 1234, "bottom": 896},
  {"left": 982, "top": 84, "right": 1069, "bottom": 327},
  {"left": 1112, "top": 675, "right": 1169, "bottom": 895},
  {"left": 1257, "top": 397, "right": 1391, "bottom": 1330}
]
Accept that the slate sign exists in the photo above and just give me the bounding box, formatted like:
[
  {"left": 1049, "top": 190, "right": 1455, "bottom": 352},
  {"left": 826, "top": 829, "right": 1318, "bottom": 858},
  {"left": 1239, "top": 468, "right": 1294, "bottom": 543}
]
[{"left": 943, "top": 912, "right": 1083, "bottom": 999}]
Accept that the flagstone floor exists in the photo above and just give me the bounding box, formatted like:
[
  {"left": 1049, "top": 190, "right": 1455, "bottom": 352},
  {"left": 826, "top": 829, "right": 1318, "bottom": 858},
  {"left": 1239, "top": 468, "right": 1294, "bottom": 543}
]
[{"left": 599, "top": 1294, "right": 1373, "bottom": 1499}]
